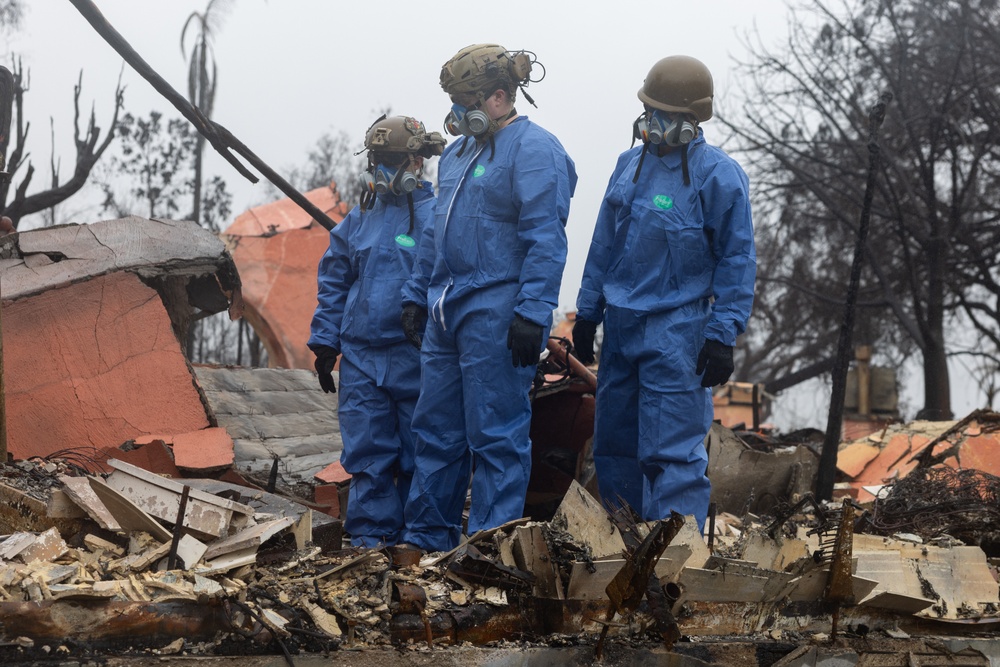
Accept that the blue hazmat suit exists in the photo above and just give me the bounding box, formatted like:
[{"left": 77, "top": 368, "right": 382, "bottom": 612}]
[
  {"left": 309, "top": 183, "right": 435, "bottom": 547},
  {"left": 576, "top": 135, "right": 756, "bottom": 530},
  {"left": 400, "top": 118, "right": 577, "bottom": 552}
]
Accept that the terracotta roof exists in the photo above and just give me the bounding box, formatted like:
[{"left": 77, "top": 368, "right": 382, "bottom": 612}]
[
  {"left": 222, "top": 185, "right": 349, "bottom": 369},
  {"left": 835, "top": 414, "right": 1000, "bottom": 502}
]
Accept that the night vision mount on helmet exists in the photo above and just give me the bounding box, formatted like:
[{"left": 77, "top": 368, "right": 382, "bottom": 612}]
[
  {"left": 364, "top": 115, "right": 447, "bottom": 160},
  {"left": 358, "top": 115, "right": 446, "bottom": 220},
  {"left": 440, "top": 44, "right": 543, "bottom": 107}
]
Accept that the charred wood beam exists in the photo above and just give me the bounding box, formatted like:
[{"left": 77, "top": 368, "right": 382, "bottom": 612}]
[
  {"left": 0, "top": 65, "right": 12, "bottom": 183},
  {"left": 67, "top": 0, "right": 338, "bottom": 232},
  {"left": 0, "top": 600, "right": 235, "bottom": 646},
  {"left": 816, "top": 93, "right": 892, "bottom": 501}
]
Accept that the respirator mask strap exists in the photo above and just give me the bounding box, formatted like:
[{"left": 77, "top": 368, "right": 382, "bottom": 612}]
[
  {"left": 406, "top": 193, "right": 415, "bottom": 236},
  {"left": 681, "top": 144, "right": 691, "bottom": 186},
  {"left": 632, "top": 142, "right": 650, "bottom": 184}
]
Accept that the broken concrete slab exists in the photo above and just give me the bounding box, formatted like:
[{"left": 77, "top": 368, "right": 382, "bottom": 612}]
[
  {"left": 315, "top": 460, "right": 351, "bottom": 485},
  {"left": 17, "top": 527, "right": 68, "bottom": 564},
  {"left": 204, "top": 517, "right": 295, "bottom": 560},
  {"left": 174, "top": 534, "right": 208, "bottom": 571},
  {"left": 83, "top": 534, "right": 124, "bottom": 556},
  {"left": 179, "top": 478, "right": 342, "bottom": 552},
  {"left": 5, "top": 217, "right": 234, "bottom": 301},
  {"left": 44, "top": 488, "right": 88, "bottom": 520},
  {"left": 0, "top": 481, "right": 82, "bottom": 536},
  {"left": 835, "top": 440, "right": 882, "bottom": 478},
  {"left": 97, "top": 439, "right": 181, "bottom": 478},
  {"left": 0, "top": 532, "right": 37, "bottom": 560}
]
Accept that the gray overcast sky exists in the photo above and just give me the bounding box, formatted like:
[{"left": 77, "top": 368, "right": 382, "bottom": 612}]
[{"left": 8, "top": 0, "right": 792, "bottom": 310}]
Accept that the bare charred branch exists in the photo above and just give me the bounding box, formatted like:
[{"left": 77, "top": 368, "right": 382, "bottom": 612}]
[{"left": 2, "top": 70, "right": 124, "bottom": 227}]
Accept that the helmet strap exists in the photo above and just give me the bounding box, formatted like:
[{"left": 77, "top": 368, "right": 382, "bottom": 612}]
[{"left": 681, "top": 143, "right": 691, "bottom": 186}]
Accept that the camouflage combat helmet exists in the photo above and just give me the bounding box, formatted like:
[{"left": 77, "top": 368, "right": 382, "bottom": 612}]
[
  {"left": 364, "top": 115, "right": 447, "bottom": 160},
  {"left": 440, "top": 44, "right": 534, "bottom": 99},
  {"left": 637, "top": 55, "right": 713, "bottom": 122}
]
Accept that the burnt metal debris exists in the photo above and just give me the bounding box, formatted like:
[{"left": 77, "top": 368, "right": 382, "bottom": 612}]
[
  {"left": 868, "top": 466, "right": 1000, "bottom": 546},
  {"left": 0, "top": 414, "right": 996, "bottom": 663}
]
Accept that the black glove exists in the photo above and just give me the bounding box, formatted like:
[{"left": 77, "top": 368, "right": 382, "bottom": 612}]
[
  {"left": 400, "top": 303, "right": 427, "bottom": 349},
  {"left": 507, "top": 314, "right": 545, "bottom": 368},
  {"left": 311, "top": 344, "right": 339, "bottom": 394},
  {"left": 572, "top": 318, "right": 598, "bottom": 366},
  {"left": 696, "top": 339, "right": 734, "bottom": 388}
]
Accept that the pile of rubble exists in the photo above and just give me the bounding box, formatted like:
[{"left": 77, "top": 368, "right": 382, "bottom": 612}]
[{"left": 0, "top": 451, "right": 998, "bottom": 664}]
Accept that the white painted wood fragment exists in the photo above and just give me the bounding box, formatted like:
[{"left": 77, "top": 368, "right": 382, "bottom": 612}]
[
  {"left": 302, "top": 601, "right": 342, "bottom": 637},
  {"left": 59, "top": 476, "right": 121, "bottom": 531},
  {"left": 204, "top": 517, "right": 294, "bottom": 559},
  {"left": 551, "top": 480, "right": 625, "bottom": 560},
  {"left": 0, "top": 533, "right": 36, "bottom": 560},
  {"left": 175, "top": 534, "right": 208, "bottom": 570},
  {"left": 18, "top": 527, "right": 68, "bottom": 564}
]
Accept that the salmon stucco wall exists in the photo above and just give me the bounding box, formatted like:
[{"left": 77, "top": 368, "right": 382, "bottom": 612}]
[{"left": 3, "top": 271, "right": 211, "bottom": 459}]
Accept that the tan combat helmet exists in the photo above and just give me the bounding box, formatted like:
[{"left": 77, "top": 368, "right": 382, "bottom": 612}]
[
  {"left": 638, "top": 55, "right": 714, "bottom": 122},
  {"left": 440, "top": 44, "right": 535, "bottom": 100},
  {"left": 364, "top": 115, "right": 447, "bottom": 161}
]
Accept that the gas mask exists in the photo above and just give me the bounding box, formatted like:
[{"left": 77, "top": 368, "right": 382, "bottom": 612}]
[
  {"left": 360, "top": 162, "right": 418, "bottom": 197},
  {"left": 444, "top": 102, "right": 491, "bottom": 137},
  {"left": 636, "top": 110, "right": 697, "bottom": 146}
]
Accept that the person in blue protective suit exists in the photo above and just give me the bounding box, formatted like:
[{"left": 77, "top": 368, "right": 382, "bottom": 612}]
[
  {"left": 398, "top": 44, "right": 578, "bottom": 553},
  {"left": 308, "top": 115, "right": 446, "bottom": 548},
  {"left": 572, "top": 56, "right": 756, "bottom": 532}
]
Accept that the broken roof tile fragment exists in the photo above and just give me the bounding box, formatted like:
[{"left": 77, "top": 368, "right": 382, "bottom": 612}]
[{"left": 172, "top": 428, "right": 235, "bottom": 473}]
